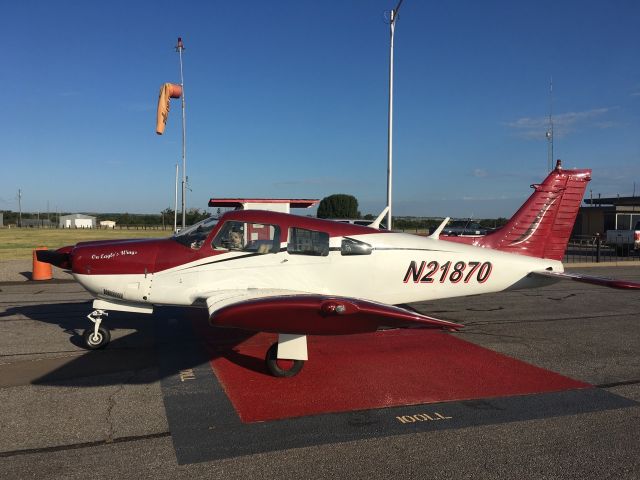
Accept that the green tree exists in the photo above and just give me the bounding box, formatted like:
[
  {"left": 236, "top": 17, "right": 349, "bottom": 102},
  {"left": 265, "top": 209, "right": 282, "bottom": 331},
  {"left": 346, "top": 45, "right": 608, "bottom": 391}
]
[
  {"left": 317, "top": 194, "right": 359, "bottom": 219},
  {"left": 185, "top": 208, "right": 208, "bottom": 225}
]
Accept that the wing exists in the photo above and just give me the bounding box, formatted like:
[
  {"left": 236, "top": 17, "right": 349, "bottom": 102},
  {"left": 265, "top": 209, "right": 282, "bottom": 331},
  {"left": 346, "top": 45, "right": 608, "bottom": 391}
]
[
  {"left": 205, "top": 290, "right": 463, "bottom": 335},
  {"left": 530, "top": 270, "right": 640, "bottom": 290}
]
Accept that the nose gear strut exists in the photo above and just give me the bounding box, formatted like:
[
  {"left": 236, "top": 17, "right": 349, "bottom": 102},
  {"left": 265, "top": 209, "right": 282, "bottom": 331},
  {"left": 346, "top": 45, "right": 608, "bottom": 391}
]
[{"left": 83, "top": 309, "right": 111, "bottom": 349}]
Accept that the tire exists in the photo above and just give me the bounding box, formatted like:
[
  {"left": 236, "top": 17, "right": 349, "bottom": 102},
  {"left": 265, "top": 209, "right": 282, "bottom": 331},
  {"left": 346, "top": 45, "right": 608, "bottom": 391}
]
[
  {"left": 265, "top": 342, "right": 304, "bottom": 377},
  {"left": 83, "top": 326, "right": 111, "bottom": 350}
]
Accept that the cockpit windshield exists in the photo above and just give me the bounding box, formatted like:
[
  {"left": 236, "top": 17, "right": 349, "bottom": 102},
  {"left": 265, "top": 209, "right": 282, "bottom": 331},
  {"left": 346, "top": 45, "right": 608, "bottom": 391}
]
[{"left": 172, "top": 216, "right": 219, "bottom": 249}]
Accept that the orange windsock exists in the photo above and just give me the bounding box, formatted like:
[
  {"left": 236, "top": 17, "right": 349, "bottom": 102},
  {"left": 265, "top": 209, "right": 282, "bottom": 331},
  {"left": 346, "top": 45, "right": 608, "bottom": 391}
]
[{"left": 156, "top": 83, "right": 183, "bottom": 135}]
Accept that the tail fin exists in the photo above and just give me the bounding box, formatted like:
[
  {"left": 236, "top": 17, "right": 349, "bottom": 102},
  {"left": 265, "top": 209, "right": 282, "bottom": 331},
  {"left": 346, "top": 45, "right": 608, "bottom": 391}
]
[{"left": 476, "top": 161, "right": 591, "bottom": 260}]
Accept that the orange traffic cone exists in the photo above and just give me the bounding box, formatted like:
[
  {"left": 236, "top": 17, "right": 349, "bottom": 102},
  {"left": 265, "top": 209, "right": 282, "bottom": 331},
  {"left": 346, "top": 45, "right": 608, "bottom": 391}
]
[{"left": 32, "top": 247, "right": 53, "bottom": 281}]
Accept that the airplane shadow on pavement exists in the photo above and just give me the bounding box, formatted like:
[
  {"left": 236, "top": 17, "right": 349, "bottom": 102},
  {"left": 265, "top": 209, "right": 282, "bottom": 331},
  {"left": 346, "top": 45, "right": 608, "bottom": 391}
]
[{"left": 0, "top": 302, "right": 260, "bottom": 387}]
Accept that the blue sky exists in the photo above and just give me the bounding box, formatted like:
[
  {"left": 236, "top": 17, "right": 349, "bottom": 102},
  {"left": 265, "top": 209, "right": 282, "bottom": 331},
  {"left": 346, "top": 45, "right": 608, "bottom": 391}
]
[{"left": 1, "top": 0, "right": 638, "bottom": 218}]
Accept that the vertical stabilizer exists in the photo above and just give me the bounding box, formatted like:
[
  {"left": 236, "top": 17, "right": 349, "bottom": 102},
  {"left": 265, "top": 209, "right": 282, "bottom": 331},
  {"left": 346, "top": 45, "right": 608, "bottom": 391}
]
[
  {"left": 479, "top": 161, "right": 591, "bottom": 260},
  {"left": 445, "top": 160, "right": 591, "bottom": 261}
]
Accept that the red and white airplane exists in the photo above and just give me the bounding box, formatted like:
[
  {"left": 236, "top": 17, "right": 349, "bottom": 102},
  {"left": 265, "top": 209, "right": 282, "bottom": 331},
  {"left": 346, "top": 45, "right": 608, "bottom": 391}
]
[{"left": 38, "top": 161, "right": 640, "bottom": 376}]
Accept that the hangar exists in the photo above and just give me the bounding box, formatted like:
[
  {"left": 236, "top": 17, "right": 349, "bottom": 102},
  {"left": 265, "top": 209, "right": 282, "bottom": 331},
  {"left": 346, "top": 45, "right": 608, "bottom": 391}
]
[{"left": 575, "top": 196, "right": 640, "bottom": 236}]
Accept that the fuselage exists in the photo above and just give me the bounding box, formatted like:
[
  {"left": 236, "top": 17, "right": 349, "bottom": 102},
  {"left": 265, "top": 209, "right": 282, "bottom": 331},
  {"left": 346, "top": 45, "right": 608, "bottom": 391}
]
[{"left": 68, "top": 210, "right": 563, "bottom": 314}]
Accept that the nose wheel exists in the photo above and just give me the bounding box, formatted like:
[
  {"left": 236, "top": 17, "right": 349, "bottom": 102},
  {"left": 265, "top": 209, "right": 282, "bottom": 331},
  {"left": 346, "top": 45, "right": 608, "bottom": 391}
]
[{"left": 82, "top": 310, "right": 111, "bottom": 350}]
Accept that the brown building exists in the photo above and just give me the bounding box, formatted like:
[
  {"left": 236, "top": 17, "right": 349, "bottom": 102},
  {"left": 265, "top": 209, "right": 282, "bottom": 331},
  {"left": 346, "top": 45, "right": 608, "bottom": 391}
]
[{"left": 575, "top": 196, "right": 640, "bottom": 236}]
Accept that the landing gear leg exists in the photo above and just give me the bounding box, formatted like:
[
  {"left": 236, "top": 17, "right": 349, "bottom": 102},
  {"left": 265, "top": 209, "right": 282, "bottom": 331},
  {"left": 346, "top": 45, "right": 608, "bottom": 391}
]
[
  {"left": 265, "top": 334, "right": 307, "bottom": 378},
  {"left": 82, "top": 310, "right": 111, "bottom": 350}
]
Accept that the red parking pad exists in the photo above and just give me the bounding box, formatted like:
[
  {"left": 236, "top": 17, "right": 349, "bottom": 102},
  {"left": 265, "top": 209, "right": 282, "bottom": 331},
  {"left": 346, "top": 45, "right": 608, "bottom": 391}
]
[{"left": 197, "top": 326, "right": 589, "bottom": 423}]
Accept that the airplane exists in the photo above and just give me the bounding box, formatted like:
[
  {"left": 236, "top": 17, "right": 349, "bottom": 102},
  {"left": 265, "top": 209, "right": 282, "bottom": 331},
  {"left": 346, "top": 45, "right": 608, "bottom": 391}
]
[{"left": 38, "top": 160, "right": 640, "bottom": 377}]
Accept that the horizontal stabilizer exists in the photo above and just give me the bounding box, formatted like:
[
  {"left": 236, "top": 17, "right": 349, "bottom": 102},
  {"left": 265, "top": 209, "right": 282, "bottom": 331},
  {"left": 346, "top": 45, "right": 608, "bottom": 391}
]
[{"left": 530, "top": 271, "right": 640, "bottom": 290}]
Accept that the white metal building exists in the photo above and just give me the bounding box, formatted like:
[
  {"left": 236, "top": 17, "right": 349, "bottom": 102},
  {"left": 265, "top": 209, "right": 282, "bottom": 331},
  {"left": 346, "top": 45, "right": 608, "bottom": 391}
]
[{"left": 59, "top": 214, "right": 96, "bottom": 229}]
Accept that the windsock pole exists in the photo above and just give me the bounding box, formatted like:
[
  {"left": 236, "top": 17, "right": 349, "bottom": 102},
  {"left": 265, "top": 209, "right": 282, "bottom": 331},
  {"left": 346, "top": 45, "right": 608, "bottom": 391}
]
[
  {"left": 176, "top": 37, "right": 187, "bottom": 229},
  {"left": 174, "top": 162, "right": 179, "bottom": 232}
]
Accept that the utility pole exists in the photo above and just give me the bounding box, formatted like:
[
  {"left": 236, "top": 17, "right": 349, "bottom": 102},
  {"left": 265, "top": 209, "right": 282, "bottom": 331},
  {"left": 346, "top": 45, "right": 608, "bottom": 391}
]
[
  {"left": 17, "top": 189, "right": 22, "bottom": 227},
  {"left": 176, "top": 37, "right": 187, "bottom": 229},
  {"left": 385, "top": 0, "right": 404, "bottom": 231}
]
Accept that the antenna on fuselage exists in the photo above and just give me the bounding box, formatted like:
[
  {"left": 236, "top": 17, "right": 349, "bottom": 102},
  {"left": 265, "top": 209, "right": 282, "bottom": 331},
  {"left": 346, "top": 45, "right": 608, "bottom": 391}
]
[
  {"left": 429, "top": 217, "right": 450, "bottom": 240},
  {"left": 370, "top": 206, "right": 390, "bottom": 229}
]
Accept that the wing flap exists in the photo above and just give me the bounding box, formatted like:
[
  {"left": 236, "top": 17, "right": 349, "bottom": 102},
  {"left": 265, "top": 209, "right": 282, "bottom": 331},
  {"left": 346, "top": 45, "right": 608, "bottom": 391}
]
[
  {"left": 207, "top": 292, "right": 462, "bottom": 335},
  {"left": 530, "top": 270, "right": 640, "bottom": 290},
  {"left": 204, "top": 288, "right": 306, "bottom": 315}
]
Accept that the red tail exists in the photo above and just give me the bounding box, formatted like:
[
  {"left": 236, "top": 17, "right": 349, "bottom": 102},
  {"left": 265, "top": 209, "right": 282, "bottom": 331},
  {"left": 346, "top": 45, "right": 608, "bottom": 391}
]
[{"left": 446, "top": 161, "right": 591, "bottom": 260}]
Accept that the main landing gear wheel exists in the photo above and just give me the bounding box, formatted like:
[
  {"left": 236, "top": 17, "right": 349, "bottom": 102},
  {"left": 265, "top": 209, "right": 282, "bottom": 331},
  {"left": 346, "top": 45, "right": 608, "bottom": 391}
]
[
  {"left": 265, "top": 342, "right": 305, "bottom": 378},
  {"left": 82, "top": 326, "right": 111, "bottom": 349}
]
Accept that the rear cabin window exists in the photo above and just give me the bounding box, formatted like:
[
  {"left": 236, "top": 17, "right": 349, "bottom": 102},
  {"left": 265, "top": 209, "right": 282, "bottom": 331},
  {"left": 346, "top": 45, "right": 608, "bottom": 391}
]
[
  {"left": 341, "top": 238, "right": 373, "bottom": 256},
  {"left": 287, "top": 228, "right": 329, "bottom": 256},
  {"left": 212, "top": 221, "right": 280, "bottom": 253}
]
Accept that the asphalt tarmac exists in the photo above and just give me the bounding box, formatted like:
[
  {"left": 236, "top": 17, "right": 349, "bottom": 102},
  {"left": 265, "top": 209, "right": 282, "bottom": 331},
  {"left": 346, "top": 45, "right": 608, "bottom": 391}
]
[{"left": 0, "top": 266, "right": 639, "bottom": 479}]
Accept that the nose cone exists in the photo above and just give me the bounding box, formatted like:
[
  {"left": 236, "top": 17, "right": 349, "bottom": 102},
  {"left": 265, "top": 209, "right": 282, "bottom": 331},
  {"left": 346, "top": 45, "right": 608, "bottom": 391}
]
[
  {"left": 36, "top": 245, "right": 74, "bottom": 269},
  {"left": 71, "top": 238, "right": 167, "bottom": 275}
]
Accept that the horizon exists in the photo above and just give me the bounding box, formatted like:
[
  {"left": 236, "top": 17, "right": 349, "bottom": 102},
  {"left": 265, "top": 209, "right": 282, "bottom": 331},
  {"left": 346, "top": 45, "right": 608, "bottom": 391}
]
[
  {"left": 2, "top": 1, "right": 638, "bottom": 218},
  {"left": 0, "top": 207, "right": 508, "bottom": 222}
]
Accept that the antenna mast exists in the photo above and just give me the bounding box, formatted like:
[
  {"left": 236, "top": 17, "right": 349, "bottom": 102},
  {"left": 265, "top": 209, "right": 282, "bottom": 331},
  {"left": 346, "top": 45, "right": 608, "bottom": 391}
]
[
  {"left": 545, "top": 77, "right": 554, "bottom": 172},
  {"left": 176, "top": 37, "right": 187, "bottom": 229}
]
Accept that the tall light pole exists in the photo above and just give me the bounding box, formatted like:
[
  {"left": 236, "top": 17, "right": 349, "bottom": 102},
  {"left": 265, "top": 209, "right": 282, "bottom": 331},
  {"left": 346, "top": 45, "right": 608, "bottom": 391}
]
[
  {"left": 386, "top": 0, "right": 404, "bottom": 231},
  {"left": 176, "top": 37, "right": 187, "bottom": 229}
]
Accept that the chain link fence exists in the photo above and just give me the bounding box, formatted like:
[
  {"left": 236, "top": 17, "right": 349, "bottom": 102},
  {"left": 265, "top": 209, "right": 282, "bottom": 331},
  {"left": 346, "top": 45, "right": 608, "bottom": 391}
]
[{"left": 564, "top": 235, "right": 639, "bottom": 264}]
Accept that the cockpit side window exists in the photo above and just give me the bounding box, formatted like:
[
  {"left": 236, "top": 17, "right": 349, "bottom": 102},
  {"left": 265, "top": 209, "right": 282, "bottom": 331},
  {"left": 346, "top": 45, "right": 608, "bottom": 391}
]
[
  {"left": 172, "top": 216, "right": 218, "bottom": 250},
  {"left": 212, "top": 221, "right": 280, "bottom": 254},
  {"left": 287, "top": 228, "right": 329, "bottom": 256}
]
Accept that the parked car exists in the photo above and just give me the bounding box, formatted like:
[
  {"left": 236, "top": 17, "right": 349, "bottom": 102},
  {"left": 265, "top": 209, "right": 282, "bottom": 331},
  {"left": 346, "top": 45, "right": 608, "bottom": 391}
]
[
  {"left": 606, "top": 220, "right": 640, "bottom": 255},
  {"left": 442, "top": 220, "right": 488, "bottom": 236}
]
